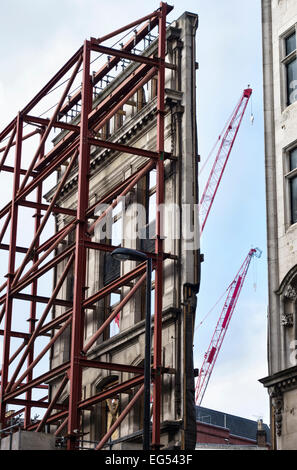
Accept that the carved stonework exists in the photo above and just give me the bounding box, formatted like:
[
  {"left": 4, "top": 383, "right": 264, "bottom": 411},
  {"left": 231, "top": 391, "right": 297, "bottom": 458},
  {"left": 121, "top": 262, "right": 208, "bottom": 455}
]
[
  {"left": 281, "top": 312, "right": 294, "bottom": 327},
  {"left": 271, "top": 387, "right": 283, "bottom": 437},
  {"left": 284, "top": 285, "right": 297, "bottom": 301}
]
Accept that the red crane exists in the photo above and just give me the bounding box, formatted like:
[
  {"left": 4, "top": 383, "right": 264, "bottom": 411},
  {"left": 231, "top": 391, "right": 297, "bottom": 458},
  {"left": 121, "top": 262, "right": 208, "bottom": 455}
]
[
  {"left": 199, "top": 88, "right": 252, "bottom": 234},
  {"left": 195, "top": 247, "right": 262, "bottom": 406}
]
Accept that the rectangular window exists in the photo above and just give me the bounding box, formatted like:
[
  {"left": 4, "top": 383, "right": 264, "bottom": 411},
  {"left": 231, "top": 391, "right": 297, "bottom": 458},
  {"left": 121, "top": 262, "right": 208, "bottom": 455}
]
[
  {"left": 290, "top": 148, "right": 297, "bottom": 224},
  {"left": 282, "top": 30, "right": 297, "bottom": 106},
  {"left": 286, "top": 59, "right": 297, "bottom": 105},
  {"left": 140, "top": 169, "right": 156, "bottom": 253},
  {"left": 286, "top": 148, "right": 297, "bottom": 225},
  {"left": 290, "top": 147, "right": 297, "bottom": 171},
  {"left": 286, "top": 32, "right": 296, "bottom": 55},
  {"left": 109, "top": 293, "right": 120, "bottom": 338},
  {"left": 290, "top": 178, "right": 297, "bottom": 224}
]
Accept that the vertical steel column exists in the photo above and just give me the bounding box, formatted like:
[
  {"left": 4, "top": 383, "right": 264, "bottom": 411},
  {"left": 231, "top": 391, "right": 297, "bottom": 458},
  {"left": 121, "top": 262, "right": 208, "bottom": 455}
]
[
  {"left": 143, "top": 257, "right": 152, "bottom": 450},
  {"left": 152, "top": 2, "right": 166, "bottom": 450},
  {"left": 24, "top": 131, "right": 44, "bottom": 429},
  {"left": 67, "top": 42, "right": 91, "bottom": 450},
  {"left": 0, "top": 114, "right": 23, "bottom": 426}
]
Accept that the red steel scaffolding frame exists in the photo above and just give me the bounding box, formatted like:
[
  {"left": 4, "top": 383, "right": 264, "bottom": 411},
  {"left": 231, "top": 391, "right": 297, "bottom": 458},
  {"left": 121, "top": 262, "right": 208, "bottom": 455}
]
[{"left": 0, "top": 2, "right": 174, "bottom": 450}]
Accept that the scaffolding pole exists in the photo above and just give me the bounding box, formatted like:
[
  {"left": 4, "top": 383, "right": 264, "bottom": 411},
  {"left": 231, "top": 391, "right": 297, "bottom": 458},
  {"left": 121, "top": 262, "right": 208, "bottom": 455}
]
[{"left": 0, "top": 2, "right": 173, "bottom": 450}]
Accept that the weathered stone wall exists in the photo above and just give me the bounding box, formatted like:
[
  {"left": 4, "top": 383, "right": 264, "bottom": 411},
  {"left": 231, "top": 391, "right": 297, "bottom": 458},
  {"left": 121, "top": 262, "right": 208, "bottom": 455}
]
[
  {"left": 261, "top": 0, "right": 297, "bottom": 450},
  {"left": 48, "top": 12, "right": 199, "bottom": 450}
]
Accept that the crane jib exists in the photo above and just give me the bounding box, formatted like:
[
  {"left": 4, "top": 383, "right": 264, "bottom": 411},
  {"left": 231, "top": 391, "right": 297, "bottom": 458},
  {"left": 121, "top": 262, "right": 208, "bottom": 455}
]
[
  {"left": 222, "top": 276, "right": 242, "bottom": 329},
  {"left": 207, "top": 346, "right": 217, "bottom": 364}
]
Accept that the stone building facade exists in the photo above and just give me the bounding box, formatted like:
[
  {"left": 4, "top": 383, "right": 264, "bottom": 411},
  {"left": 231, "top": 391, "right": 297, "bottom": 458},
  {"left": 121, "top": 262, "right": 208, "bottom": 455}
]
[
  {"left": 261, "top": 0, "right": 297, "bottom": 450},
  {"left": 47, "top": 11, "right": 200, "bottom": 449}
]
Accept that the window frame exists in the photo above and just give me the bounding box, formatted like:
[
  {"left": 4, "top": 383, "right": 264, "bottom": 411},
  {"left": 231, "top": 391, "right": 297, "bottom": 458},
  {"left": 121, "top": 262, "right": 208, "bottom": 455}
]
[
  {"left": 280, "top": 26, "right": 297, "bottom": 109},
  {"left": 284, "top": 144, "right": 297, "bottom": 228}
]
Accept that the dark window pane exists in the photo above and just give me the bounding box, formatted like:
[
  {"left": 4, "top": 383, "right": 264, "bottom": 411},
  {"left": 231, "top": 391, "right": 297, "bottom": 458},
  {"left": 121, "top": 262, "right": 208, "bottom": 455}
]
[
  {"left": 286, "top": 58, "right": 297, "bottom": 105},
  {"left": 290, "top": 176, "right": 297, "bottom": 224},
  {"left": 290, "top": 148, "right": 297, "bottom": 171},
  {"left": 103, "top": 252, "right": 120, "bottom": 286},
  {"left": 286, "top": 32, "right": 296, "bottom": 56}
]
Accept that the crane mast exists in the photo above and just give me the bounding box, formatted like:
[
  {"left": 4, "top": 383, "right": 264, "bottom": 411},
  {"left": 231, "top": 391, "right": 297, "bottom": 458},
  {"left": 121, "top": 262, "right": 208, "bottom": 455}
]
[
  {"left": 195, "top": 247, "right": 262, "bottom": 406},
  {"left": 199, "top": 88, "right": 252, "bottom": 234}
]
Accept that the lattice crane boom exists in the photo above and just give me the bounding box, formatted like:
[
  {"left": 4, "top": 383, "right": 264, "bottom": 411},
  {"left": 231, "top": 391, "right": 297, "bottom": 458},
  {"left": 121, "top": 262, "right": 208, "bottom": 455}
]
[
  {"left": 195, "top": 247, "right": 262, "bottom": 406},
  {"left": 199, "top": 88, "right": 252, "bottom": 234}
]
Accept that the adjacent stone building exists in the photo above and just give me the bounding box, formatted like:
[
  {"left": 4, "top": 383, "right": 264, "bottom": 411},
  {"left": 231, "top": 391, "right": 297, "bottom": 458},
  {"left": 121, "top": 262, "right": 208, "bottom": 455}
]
[
  {"left": 46, "top": 11, "right": 200, "bottom": 449},
  {"left": 261, "top": 0, "right": 297, "bottom": 450}
]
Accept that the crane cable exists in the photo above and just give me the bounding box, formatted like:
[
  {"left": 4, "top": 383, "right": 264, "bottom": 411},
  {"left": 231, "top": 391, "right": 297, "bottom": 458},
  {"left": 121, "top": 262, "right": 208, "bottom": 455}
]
[
  {"left": 198, "top": 98, "right": 241, "bottom": 177},
  {"left": 194, "top": 281, "right": 234, "bottom": 331}
]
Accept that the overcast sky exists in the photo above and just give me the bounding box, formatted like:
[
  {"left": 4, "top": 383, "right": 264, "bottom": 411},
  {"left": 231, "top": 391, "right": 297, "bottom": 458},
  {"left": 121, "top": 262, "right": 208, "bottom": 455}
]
[{"left": 0, "top": 0, "right": 269, "bottom": 424}]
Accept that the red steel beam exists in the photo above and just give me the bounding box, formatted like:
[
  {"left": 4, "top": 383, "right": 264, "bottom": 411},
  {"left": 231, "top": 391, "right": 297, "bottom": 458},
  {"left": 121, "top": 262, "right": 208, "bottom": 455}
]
[
  {"left": 19, "top": 199, "right": 76, "bottom": 217},
  {"left": 0, "top": 244, "right": 74, "bottom": 301},
  {"left": 82, "top": 272, "right": 147, "bottom": 354},
  {"left": 84, "top": 239, "right": 162, "bottom": 261},
  {"left": 90, "top": 44, "right": 176, "bottom": 72},
  {"left": 0, "top": 165, "right": 34, "bottom": 176},
  {"left": 0, "top": 114, "right": 23, "bottom": 427},
  {"left": 0, "top": 211, "right": 11, "bottom": 245},
  {"left": 0, "top": 382, "right": 48, "bottom": 390},
  {"left": 67, "top": 40, "right": 92, "bottom": 450},
  {"left": 0, "top": 243, "right": 28, "bottom": 254},
  {"left": 83, "top": 262, "right": 146, "bottom": 310},
  {"left": 78, "top": 375, "right": 145, "bottom": 410},
  {"left": 27, "top": 409, "right": 68, "bottom": 430},
  {"left": 24, "top": 133, "right": 43, "bottom": 428},
  {"left": 7, "top": 317, "right": 72, "bottom": 394},
  {"left": 6, "top": 254, "right": 74, "bottom": 393},
  {"left": 8, "top": 227, "right": 75, "bottom": 297},
  {"left": 3, "top": 395, "right": 48, "bottom": 426},
  {"left": 90, "top": 43, "right": 160, "bottom": 67},
  {"left": 3, "top": 362, "right": 70, "bottom": 402},
  {"left": 88, "top": 137, "right": 159, "bottom": 160},
  {"left": 0, "top": 4, "right": 173, "bottom": 446},
  {"left": 26, "top": 375, "right": 145, "bottom": 432},
  {"left": 87, "top": 159, "right": 155, "bottom": 235},
  {"left": 0, "top": 330, "right": 30, "bottom": 340},
  {"left": 18, "top": 56, "right": 82, "bottom": 196},
  {"left": 0, "top": 340, "right": 27, "bottom": 374},
  {"left": 0, "top": 139, "right": 79, "bottom": 221},
  {"left": 0, "top": 129, "right": 40, "bottom": 154},
  {"left": 0, "top": 46, "right": 83, "bottom": 144},
  {"left": 0, "top": 126, "right": 16, "bottom": 170},
  {"left": 8, "top": 397, "right": 65, "bottom": 410},
  {"left": 95, "top": 384, "right": 144, "bottom": 450},
  {"left": 33, "top": 63, "right": 155, "bottom": 177},
  {"left": 90, "top": 65, "right": 157, "bottom": 132},
  {"left": 35, "top": 374, "right": 69, "bottom": 432},
  {"left": 36, "top": 223, "right": 75, "bottom": 256},
  {"left": 24, "top": 115, "right": 80, "bottom": 134},
  {"left": 12, "top": 150, "right": 78, "bottom": 288},
  {"left": 58, "top": 8, "right": 170, "bottom": 117},
  {"left": 12, "top": 292, "right": 72, "bottom": 309},
  {"left": 54, "top": 417, "right": 68, "bottom": 436},
  {"left": 85, "top": 167, "right": 145, "bottom": 217},
  {"left": 79, "top": 358, "right": 145, "bottom": 375},
  {"left": 38, "top": 311, "right": 72, "bottom": 337},
  {"left": 152, "top": 1, "right": 166, "bottom": 450},
  {"left": 96, "top": 10, "right": 159, "bottom": 44}
]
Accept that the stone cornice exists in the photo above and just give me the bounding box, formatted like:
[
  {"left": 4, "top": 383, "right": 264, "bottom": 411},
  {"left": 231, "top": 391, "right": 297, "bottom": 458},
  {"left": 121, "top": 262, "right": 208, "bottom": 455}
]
[
  {"left": 87, "top": 307, "right": 179, "bottom": 360},
  {"left": 259, "top": 364, "right": 297, "bottom": 391}
]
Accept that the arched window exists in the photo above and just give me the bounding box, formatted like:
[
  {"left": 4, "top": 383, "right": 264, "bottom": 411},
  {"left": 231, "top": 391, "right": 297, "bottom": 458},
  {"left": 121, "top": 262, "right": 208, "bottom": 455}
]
[
  {"left": 94, "top": 375, "right": 119, "bottom": 443},
  {"left": 277, "top": 268, "right": 297, "bottom": 368}
]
